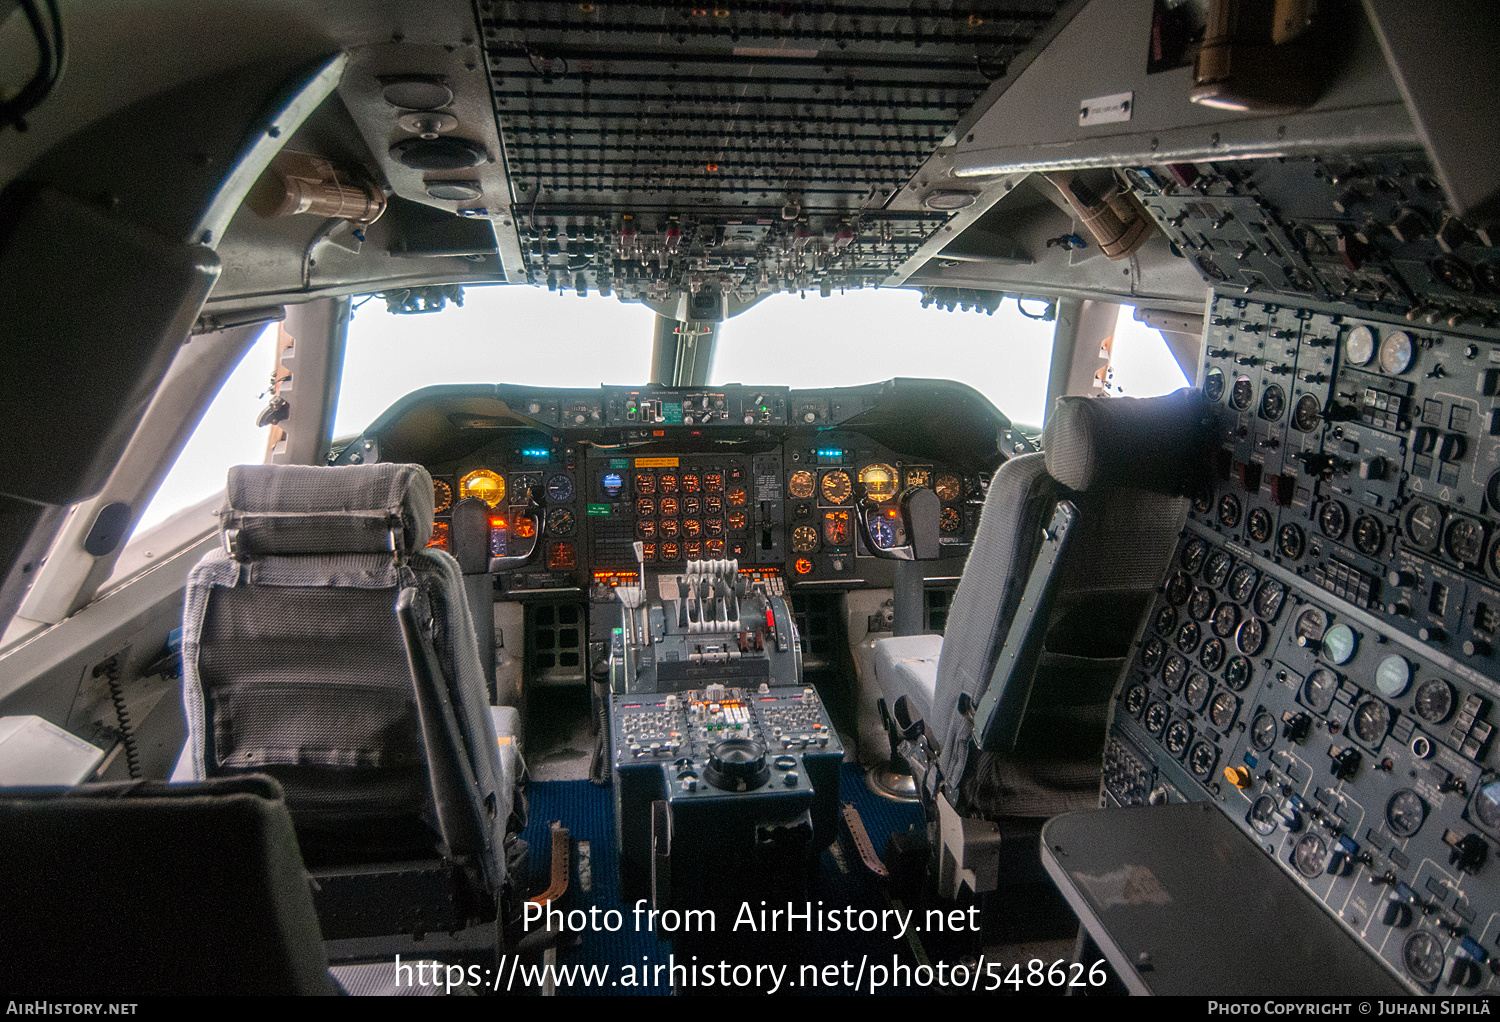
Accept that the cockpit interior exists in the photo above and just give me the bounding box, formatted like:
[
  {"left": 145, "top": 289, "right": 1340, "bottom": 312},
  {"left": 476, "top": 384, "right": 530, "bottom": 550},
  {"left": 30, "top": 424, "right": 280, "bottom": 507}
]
[{"left": 2, "top": 0, "right": 1499, "bottom": 999}]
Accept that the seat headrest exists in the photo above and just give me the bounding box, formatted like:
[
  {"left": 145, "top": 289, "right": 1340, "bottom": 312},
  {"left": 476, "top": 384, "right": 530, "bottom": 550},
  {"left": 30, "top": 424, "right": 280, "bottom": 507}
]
[
  {"left": 1042, "top": 390, "right": 1215, "bottom": 496},
  {"left": 220, "top": 463, "right": 434, "bottom": 558}
]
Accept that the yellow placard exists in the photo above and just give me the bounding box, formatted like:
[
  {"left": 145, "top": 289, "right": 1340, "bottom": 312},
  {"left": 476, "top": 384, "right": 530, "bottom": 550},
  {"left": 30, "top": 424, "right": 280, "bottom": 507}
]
[{"left": 635, "top": 457, "right": 680, "bottom": 468}]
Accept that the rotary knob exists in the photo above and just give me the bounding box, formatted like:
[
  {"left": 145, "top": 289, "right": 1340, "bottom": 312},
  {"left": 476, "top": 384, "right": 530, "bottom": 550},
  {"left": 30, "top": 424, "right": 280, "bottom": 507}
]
[{"left": 703, "top": 738, "right": 770, "bottom": 792}]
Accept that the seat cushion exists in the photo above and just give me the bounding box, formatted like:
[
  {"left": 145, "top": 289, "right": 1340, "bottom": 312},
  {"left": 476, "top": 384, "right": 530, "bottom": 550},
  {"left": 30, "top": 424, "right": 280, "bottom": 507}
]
[{"left": 871, "top": 634, "right": 944, "bottom": 725}]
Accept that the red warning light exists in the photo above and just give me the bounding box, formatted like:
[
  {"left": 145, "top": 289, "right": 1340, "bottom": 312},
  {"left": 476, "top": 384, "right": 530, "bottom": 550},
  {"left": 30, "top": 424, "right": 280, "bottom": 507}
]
[{"left": 794, "top": 558, "right": 813, "bottom": 575}]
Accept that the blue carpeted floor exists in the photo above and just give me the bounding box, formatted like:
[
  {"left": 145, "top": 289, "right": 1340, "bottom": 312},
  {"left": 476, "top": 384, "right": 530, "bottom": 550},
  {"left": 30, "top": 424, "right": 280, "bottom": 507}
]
[{"left": 517, "top": 762, "right": 927, "bottom": 995}]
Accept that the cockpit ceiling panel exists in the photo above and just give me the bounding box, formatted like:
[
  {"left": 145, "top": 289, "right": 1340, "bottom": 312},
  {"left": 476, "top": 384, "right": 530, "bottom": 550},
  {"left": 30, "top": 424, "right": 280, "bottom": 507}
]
[{"left": 478, "top": 1, "right": 1067, "bottom": 213}]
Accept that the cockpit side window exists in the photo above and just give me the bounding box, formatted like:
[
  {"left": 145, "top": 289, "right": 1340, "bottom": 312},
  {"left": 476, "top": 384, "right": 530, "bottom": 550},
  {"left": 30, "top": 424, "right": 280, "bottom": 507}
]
[{"left": 1094, "top": 306, "right": 1193, "bottom": 398}]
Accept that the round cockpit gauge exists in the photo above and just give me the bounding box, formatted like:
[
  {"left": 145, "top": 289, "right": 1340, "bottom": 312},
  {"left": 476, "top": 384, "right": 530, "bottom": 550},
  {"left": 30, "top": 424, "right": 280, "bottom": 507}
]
[
  {"left": 459, "top": 468, "right": 505, "bottom": 507},
  {"left": 1379, "top": 329, "right": 1415, "bottom": 375},
  {"left": 1144, "top": 701, "right": 1170, "bottom": 737},
  {"left": 1489, "top": 470, "right": 1500, "bottom": 516},
  {"left": 1199, "top": 638, "right": 1227, "bottom": 673},
  {"left": 1183, "top": 672, "right": 1213, "bottom": 712},
  {"left": 1292, "top": 834, "right": 1327, "bottom": 879},
  {"left": 1251, "top": 712, "right": 1279, "bottom": 752},
  {"left": 859, "top": 463, "right": 899, "bottom": 503},
  {"left": 1218, "top": 495, "right": 1242, "bottom": 528},
  {"left": 1188, "top": 585, "right": 1216, "bottom": 621},
  {"left": 819, "top": 471, "right": 851, "bottom": 504},
  {"left": 1352, "top": 698, "right": 1392, "bottom": 747},
  {"left": 704, "top": 471, "right": 724, "bottom": 493},
  {"left": 1345, "top": 325, "right": 1376, "bottom": 366},
  {"left": 790, "top": 524, "right": 820, "bottom": 553},
  {"left": 939, "top": 507, "right": 962, "bottom": 534},
  {"left": 681, "top": 473, "right": 701, "bottom": 493},
  {"left": 726, "top": 511, "right": 747, "bottom": 531},
  {"left": 1323, "top": 623, "right": 1357, "bottom": 665},
  {"left": 904, "top": 467, "right": 932, "bottom": 489},
  {"left": 1204, "top": 366, "right": 1226, "bottom": 403},
  {"left": 637, "top": 498, "right": 656, "bottom": 518},
  {"left": 1162, "top": 655, "right": 1189, "bottom": 693},
  {"left": 1209, "top": 691, "right": 1240, "bottom": 731},
  {"left": 634, "top": 472, "right": 656, "bottom": 496},
  {"left": 432, "top": 479, "right": 453, "bottom": 514},
  {"left": 1182, "top": 537, "right": 1208, "bottom": 574},
  {"left": 1473, "top": 781, "right": 1500, "bottom": 834},
  {"left": 1156, "top": 605, "right": 1178, "bottom": 635},
  {"left": 546, "top": 473, "right": 575, "bottom": 503},
  {"left": 601, "top": 472, "right": 624, "bottom": 499},
  {"left": 868, "top": 516, "right": 897, "bottom": 549},
  {"left": 1236, "top": 617, "right": 1268, "bottom": 656},
  {"left": 726, "top": 486, "right": 748, "bottom": 507},
  {"left": 1318, "top": 500, "right": 1348, "bottom": 540},
  {"left": 659, "top": 497, "right": 679, "bottom": 518},
  {"left": 1404, "top": 500, "right": 1443, "bottom": 553},
  {"left": 1228, "top": 565, "right": 1258, "bottom": 604},
  {"left": 1386, "top": 789, "right": 1427, "bottom": 838},
  {"left": 659, "top": 474, "right": 679, "bottom": 494},
  {"left": 1165, "top": 572, "right": 1193, "bottom": 606},
  {"left": 546, "top": 508, "right": 576, "bottom": 537},
  {"left": 1247, "top": 507, "right": 1273, "bottom": 544},
  {"left": 1188, "top": 741, "right": 1218, "bottom": 778},
  {"left": 1402, "top": 931, "right": 1445, "bottom": 985},
  {"left": 1212, "top": 600, "right": 1241, "bottom": 639},
  {"left": 1124, "top": 683, "right": 1149, "bottom": 716},
  {"left": 1292, "top": 394, "right": 1321, "bottom": 433},
  {"left": 934, "top": 474, "right": 962, "bottom": 503},
  {"left": 1141, "top": 636, "right": 1165, "bottom": 672},
  {"left": 1351, "top": 515, "right": 1385, "bottom": 557},
  {"left": 1260, "top": 384, "right": 1286, "bottom": 422},
  {"left": 1253, "top": 580, "right": 1287, "bottom": 621},
  {"left": 1164, "top": 720, "right": 1193, "bottom": 758},
  {"left": 1491, "top": 536, "right": 1500, "bottom": 581},
  {"left": 1250, "top": 794, "right": 1280, "bottom": 835},
  {"left": 1304, "top": 668, "right": 1340, "bottom": 714},
  {"left": 1284, "top": 525, "right": 1308, "bottom": 558},
  {"left": 1175, "top": 621, "right": 1202, "bottom": 654},
  {"left": 1204, "top": 550, "right": 1233, "bottom": 589},
  {"left": 1414, "top": 678, "right": 1455, "bottom": 724},
  {"left": 1444, "top": 516, "right": 1486, "bottom": 567},
  {"left": 788, "top": 470, "right": 816, "bottom": 500},
  {"left": 1224, "top": 656, "right": 1253, "bottom": 691},
  {"left": 822, "top": 511, "right": 850, "bottom": 546},
  {"left": 1375, "top": 654, "right": 1411, "bottom": 699},
  {"left": 1295, "top": 607, "right": 1327, "bottom": 648},
  {"left": 1230, "top": 376, "right": 1255, "bottom": 411}
]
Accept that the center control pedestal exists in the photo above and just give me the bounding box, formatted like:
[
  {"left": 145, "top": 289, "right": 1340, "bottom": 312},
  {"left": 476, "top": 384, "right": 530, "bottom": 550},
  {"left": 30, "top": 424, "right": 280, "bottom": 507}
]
[{"left": 606, "top": 559, "right": 843, "bottom": 908}]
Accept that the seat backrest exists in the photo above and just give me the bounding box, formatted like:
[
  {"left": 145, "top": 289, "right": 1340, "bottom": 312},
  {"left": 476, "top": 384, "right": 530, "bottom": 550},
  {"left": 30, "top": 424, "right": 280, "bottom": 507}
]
[
  {"left": 0, "top": 775, "right": 336, "bottom": 995},
  {"left": 179, "top": 463, "right": 508, "bottom": 903},
  {"left": 931, "top": 391, "right": 1215, "bottom": 786}
]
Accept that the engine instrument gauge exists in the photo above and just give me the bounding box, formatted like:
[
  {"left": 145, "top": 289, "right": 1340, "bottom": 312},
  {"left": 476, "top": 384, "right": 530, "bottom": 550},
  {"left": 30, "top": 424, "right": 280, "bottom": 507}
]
[
  {"left": 1250, "top": 794, "right": 1279, "bottom": 834},
  {"left": 1124, "top": 683, "right": 1149, "bottom": 716},
  {"left": 427, "top": 521, "right": 450, "bottom": 551},
  {"left": 1155, "top": 606, "right": 1178, "bottom": 634},
  {"left": 1304, "top": 668, "right": 1340, "bottom": 713},
  {"left": 704, "top": 472, "right": 724, "bottom": 493},
  {"left": 788, "top": 470, "right": 816, "bottom": 500},
  {"left": 1351, "top": 698, "right": 1392, "bottom": 747},
  {"left": 819, "top": 471, "right": 851, "bottom": 504},
  {"left": 859, "top": 464, "right": 899, "bottom": 503},
  {"left": 904, "top": 467, "right": 932, "bottom": 489},
  {"left": 939, "top": 507, "right": 962, "bottom": 533},
  {"left": 1246, "top": 507, "right": 1273, "bottom": 544},
  {"left": 1295, "top": 607, "right": 1327, "bottom": 647},
  {"left": 705, "top": 495, "right": 723, "bottom": 515},
  {"left": 726, "top": 486, "right": 748, "bottom": 508},
  {"left": 823, "top": 511, "right": 850, "bottom": 546},
  {"left": 546, "top": 508, "right": 576, "bottom": 537},
  {"left": 658, "top": 519, "right": 678, "bottom": 539},
  {"left": 546, "top": 473, "right": 574, "bottom": 503},
  {"left": 1183, "top": 672, "right": 1213, "bottom": 711},
  {"left": 1223, "top": 656, "right": 1252, "bottom": 691},
  {"left": 1473, "top": 781, "right": 1500, "bottom": 834},
  {"left": 1253, "top": 579, "right": 1287, "bottom": 621},
  {"left": 1292, "top": 834, "right": 1327, "bottom": 879},
  {"left": 1292, "top": 394, "right": 1321, "bottom": 432},
  {"left": 1204, "top": 550, "right": 1233, "bottom": 588},
  {"left": 1188, "top": 585, "right": 1216, "bottom": 621},
  {"left": 1251, "top": 713, "right": 1278, "bottom": 752},
  {"left": 1318, "top": 500, "right": 1348, "bottom": 540},
  {"left": 726, "top": 511, "right": 747, "bottom": 531},
  {"left": 1218, "top": 495, "right": 1242, "bottom": 528},
  {"left": 1236, "top": 618, "right": 1267, "bottom": 656},
  {"left": 459, "top": 469, "right": 506, "bottom": 507},
  {"left": 1199, "top": 638, "right": 1226, "bottom": 672},
  {"left": 1402, "top": 932, "right": 1444, "bottom": 985},
  {"left": 1259, "top": 384, "right": 1286, "bottom": 422},
  {"left": 1444, "top": 516, "right": 1485, "bottom": 566},
  {"left": 1230, "top": 376, "right": 1254, "bottom": 411},
  {"left": 1404, "top": 500, "right": 1442, "bottom": 553},
  {"left": 1385, "top": 789, "right": 1426, "bottom": 838},
  {"left": 1414, "top": 678, "right": 1454, "bottom": 724},
  {"left": 1379, "top": 329, "right": 1414, "bottom": 375},
  {"left": 1228, "top": 565, "right": 1258, "bottom": 604},
  {"left": 1322, "top": 623, "right": 1357, "bottom": 665},
  {"left": 1144, "top": 701, "right": 1170, "bottom": 737},
  {"left": 1375, "top": 655, "right": 1411, "bottom": 699},
  {"left": 681, "top": 473, "right": 700, "bottom": 493},
  {"left": 1165, "top": 572, "right": 1192, "bottom": 606},
  {"left": 1164, "top": 720, "right": 1192, "bottom": 758},
  {"left": 1182, "top": 537, "right": 1208, "bottom": 573},
  {"left": 1212, "top": 600, "right": 1241, "bottom": 638},
  {"left": 433, "top": 479, "right": 453, "bottom": 513},
  {"left": 634, "top": 472, "right": 656, "bottom": 496},
  {"left": 1162, "top": 655, "right": 1188, "bottom": 692},
  {"left": 1188, "top": 741, "right": 1217, "bottom": 778},
  {"left": 636, "top": 520, "right": 656, "bottom": 540},
  {"left": 1141, "top": 636, "right": 1165, "bottom": 672},
  {"left": 1204, "top": 366, "right": 1226, "bottom": 403},
  {"left": 935, "top": 474, "right": 962, "bottom": 503},
  {"left": 1351, "top": 515, "right": 1384, "bottom": 557},
  {"left": 706, "top": 518, "right": 724, "bottom": 536},
  {"left": 1209, "top": 691, "right": 1239, "bottom": 731},
  {"left": 682, "top": 519, "right": 702, "bottom": 538},
  {"left": 790, "top": 525, "right": 819, "bottom": 553},
  {"left": 1345, "top": 325, "right": 1375, "bottom": 366},
  {"left": 659, "top": 474, "right": 679, "bottom": 494},
  {"left": 659, "top": 496, "right": 679, "bottom": 518},
  {"left": 1175, "top": 621, "right": 1202, "bottom": 654}
]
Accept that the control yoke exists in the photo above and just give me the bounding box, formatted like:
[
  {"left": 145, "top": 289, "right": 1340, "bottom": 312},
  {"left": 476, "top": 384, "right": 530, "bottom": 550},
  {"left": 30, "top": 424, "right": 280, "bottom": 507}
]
[
  {"left": 855, "top": 485, "right": 943, "bottom": 637},
  {"left": 450, "top": 486, "right": 546, "bottom": 574}
]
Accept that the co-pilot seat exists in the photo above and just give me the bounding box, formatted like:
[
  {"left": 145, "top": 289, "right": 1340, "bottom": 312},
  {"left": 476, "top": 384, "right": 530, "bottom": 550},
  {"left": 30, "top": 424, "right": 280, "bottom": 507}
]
[
  {"left": 869, "top": 392, "right": 1213, "bottom": 851},
  {"left": 177, "top": 463, "right": 521, "bottom": 959}
]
